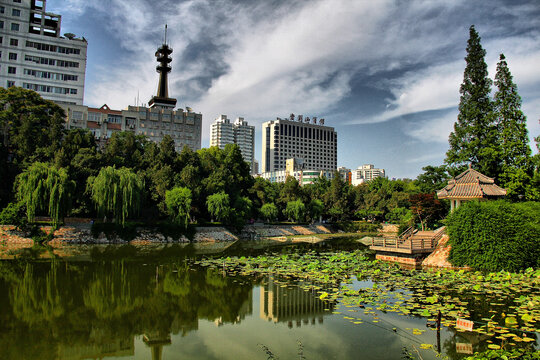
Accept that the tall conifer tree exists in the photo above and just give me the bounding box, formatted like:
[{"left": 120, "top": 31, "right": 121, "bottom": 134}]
[
  {"left": 446, "top": 25, "right": 498, "bottom": 177},
  {"left": 493, "top": 53, "right": 532, "bottom": 198}
]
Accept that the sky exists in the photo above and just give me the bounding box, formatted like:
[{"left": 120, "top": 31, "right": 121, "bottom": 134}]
[{"left": 47, "top": 0, "right": 540, "bottom": 179}]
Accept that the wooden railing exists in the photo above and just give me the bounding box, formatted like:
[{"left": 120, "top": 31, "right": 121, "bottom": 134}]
[
  {"left": 398, "top": 226, "right": 415, "bottom": 240},
  {"left": 370, "top": 226, "right": 446, "bottom": 252}
]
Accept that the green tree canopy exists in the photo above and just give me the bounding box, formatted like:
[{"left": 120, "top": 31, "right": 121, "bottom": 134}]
[
  {"left": 206, "top": 191, "right": 231, "bottom": 223},
  {"left": 88, "top": 166, "right": 144, "bottom": 225},
  {"left": 165, "top": 186, "right": 192, "bottom": 228},
  {"left": 0, "top": 87, "right": 66, "bottom": 165},
  {"left": 260, "top": 203, "right": 278, "bottom": 222},
  {"left": 16, "top": 162, "right": 75, "bottom": 227},
  {"left": 415, "top": 165, "right": 450, "bottom": 194},
  {"left": 284, "top": 200, "right": 306, "bottom": 223},
  {"left": 308, "top": 199, "right": 324, "bottom": 223},
  {"left": 103, "top": 132, "right": 148, "bottom": 170}
]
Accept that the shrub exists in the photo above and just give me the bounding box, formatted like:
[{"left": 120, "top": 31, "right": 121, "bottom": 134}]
[
  {"left": 447, "top": 200, "right": 540, "bottom": 271},
  {"left": 0, "top": 202, "right": 27, "bottom": 228}
]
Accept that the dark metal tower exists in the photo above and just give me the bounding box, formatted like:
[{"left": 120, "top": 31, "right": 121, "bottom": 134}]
[{"left": 149, "top": 25, "right": 177, "bottom": 108}]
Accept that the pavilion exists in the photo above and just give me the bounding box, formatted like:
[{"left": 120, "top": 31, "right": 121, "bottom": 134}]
[{"left": 436, "top": 165, "right": 507, "bottom": 212}]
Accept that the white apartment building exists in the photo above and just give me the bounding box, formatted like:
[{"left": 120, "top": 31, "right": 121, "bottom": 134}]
[
  {"left": 262, "top": 114, "right": 337, "bottom": 173},
  {"left": 260, "top": 157, "right": 334, "bottom": 185},
  {"left": 234, "top": 117, "right": 255, "bottom": 173},
  {"left": 210, "top": 115, "right": 234, "bottom": 149},
  {"left": 210, "top": 114, "right": 255, "bottom": 173},
  {"left": 0, "top": 0, "right": 87, "bottom": 104},
  {"left": 59, "top": 103, "right": 202, "bottom": 152},
  {"left": 351, "top": 164, "right": 386, "bottom": 185},
  {"left": 260, "top": 169, "right": 334, "bottom": 185}
]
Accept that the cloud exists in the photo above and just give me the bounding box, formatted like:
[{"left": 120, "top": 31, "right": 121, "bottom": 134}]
[{"left": 52, "top": 0, "right": 540, "bottom": 176}]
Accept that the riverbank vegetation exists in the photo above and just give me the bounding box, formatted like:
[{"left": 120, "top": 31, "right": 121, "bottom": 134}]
[{"left": 0, "top": 88, "right": 451, "bottom": 233}]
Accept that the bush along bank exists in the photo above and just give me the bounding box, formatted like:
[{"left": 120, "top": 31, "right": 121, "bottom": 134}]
[{"left": 447, "top": 201, "right": 540, "bottom": 272}]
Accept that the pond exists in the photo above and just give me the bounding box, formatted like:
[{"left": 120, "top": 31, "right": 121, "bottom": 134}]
[{"left": 0, "top": 240, "right": 538, "bottom": 359}]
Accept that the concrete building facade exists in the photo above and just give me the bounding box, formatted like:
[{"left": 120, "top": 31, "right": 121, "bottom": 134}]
[
  {"left": 210, "top": 114, "right": 255, "bottom": 173},
  {"left": 59, "top": 103, "right": 202, "bottom": 152},
  {"left": 0, "top": 0, "right": 87, "bottom": 104},
  {"left": 262, "top": 114, "right": 337, "bottom": 173},
  {"left": 351, "top": 164, "right": 385, "bottom": 185},
  {"left": 260, "top": 157, "right": 335, "bottom": 185}
]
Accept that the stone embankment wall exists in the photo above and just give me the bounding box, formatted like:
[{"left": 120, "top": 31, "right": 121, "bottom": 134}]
[
  {"left": 421, "top": 234, "right": 453, "bottom": 268},
  {"left": 1, "top": 223, "right": 333, "bottom": 247},
  {"left": 240, "top": 224, "right": 332, "bottom": 239}
]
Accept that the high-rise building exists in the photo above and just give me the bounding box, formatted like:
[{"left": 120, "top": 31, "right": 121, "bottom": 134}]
[
  {"left": 57, "top": 27, "right": 202, "bottom": 152},
  {"left": 0, "top": 0, "right": 87, "bottom": 104},
  {"left": 210, "top": 115, "right": 234, "bottom": 148},
  {"left": 262, "top": 114, "right": 337, "bottom": 172},
  {"left": 351, "top": 164, "right": 385, "bottom": 185},
  {"left": 210, "top": 114, "right": 255, "bottom": 173},
  {"left": 233, "top": 117, "right": 255, "bottom": 173}
]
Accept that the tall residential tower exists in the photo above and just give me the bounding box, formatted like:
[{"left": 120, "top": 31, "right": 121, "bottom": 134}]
[
  {"left": 0, "top": 0, "right": 87, "bottom": 104},
  {"left": 210, "top": 115, "right": 255, "bottom": 173}
]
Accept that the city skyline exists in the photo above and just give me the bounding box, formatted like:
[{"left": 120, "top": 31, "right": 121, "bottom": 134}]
[{"left": 46, "top": 0, "right": 540, "bottom": 179}]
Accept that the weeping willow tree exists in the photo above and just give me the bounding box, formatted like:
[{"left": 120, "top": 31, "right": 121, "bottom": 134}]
[
  {"left": 88, "top": 166, "right": 144, "bottom": 225},
  {"left": 165, "top": 186, "right": 192, "bottom": 228},
  {"left": 16, "top": 162, "right": 75, "bottom": 227}
]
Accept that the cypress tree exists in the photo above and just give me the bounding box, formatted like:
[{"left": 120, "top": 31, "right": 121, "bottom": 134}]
[
  {"left": 493, "top": 53, "right": 533, "bottom": 199},
  {"left": 446, "top": 25, "right": 499, "bottom": 177}
]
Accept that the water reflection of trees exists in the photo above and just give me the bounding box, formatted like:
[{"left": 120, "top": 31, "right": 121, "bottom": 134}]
[{"left": 0, "top": 260, "right": 253, "bottom": 359}]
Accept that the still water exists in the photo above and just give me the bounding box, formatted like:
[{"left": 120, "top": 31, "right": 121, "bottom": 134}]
[{"left": 0, "top": 241, "right": 531, "bottom": 359}]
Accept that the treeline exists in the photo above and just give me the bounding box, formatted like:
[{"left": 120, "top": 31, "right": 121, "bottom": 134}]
[{"left": 0, "top": 87, "right": 451, "bottom": 231}]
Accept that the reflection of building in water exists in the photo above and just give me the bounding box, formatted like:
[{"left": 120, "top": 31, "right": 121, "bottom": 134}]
[
  {"left": 57, "top": 335, "right": 134, "bottom": 359},
  {"left": 143, "top": 331, "right": 171, "bottom": 360},
  {"left": 214, "top": 289, "right": 253, "bottom": 326},
  {"left": 260, "top": 276, "right": 333, "bottom": 327}
]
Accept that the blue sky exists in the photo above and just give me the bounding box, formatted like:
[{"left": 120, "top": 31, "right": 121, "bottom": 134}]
[{"left": 48, "top": 0, "right": 540, "bottom": 179}]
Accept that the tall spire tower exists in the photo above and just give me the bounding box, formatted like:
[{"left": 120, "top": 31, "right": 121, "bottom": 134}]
[{"left": 149, "top": 25, "right": 177, "bottom": 109}]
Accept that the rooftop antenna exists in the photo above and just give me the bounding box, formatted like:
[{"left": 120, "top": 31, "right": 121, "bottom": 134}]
[{"left": 164, "top": 24, "right": 168, "bottom": 45}]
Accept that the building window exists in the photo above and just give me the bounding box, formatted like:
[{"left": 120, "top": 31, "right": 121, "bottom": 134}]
[
  {"left": 71, "top": 111, "right": 83, "bottom": 121},
  {"left": 10, "top": 38, "right": 18, "bottom": 46},
  {"left": 7, "top": 81, "right": 15, "bottom": 87},
  {"left": 13, "top": 0, "right": 22, "bottom": 3},
  {"left": 0, "top": 6, "right": 4, "bottom": 13},
  {"left": 0, "top": 21, "right": 3, "bottom": 29},
  {"left": 9, "top": 52, "right": 17, "bottom": 60},
  {"left": 88, "top": 112, "right": 101, "bottom": 122},
  {"left": 8, "top": 66, "right": 16, "bottom": 74},
  {"left": 12, "top": 9, "right": 20, "bottom": 16},
  {"left": 11, "top": 23, "right": 19, "bottom": 31}
]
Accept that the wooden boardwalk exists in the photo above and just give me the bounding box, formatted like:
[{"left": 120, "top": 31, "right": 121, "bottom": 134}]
[{"left": 369, "top": 227, "right": 446, "bottom": 255}]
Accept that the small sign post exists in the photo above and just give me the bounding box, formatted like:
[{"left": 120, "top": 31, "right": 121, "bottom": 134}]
[{"left": 456, "top": 318, "right": 474, "bottom": 331}]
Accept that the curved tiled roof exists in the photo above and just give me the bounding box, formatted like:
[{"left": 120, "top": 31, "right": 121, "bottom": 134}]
[{"left": 437, "top": 167, "right": 506, "bottom": 199}]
